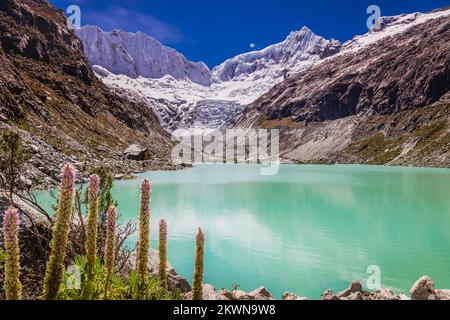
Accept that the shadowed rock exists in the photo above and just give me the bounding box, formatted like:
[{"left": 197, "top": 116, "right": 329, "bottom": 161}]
[{"left": 410, "top": 276, "right": 435, "bottom": 300}]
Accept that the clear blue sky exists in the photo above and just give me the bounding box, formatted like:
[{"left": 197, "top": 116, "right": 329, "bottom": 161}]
[{"left": 50, "top": 0, "right": 450, "bottom": 67}]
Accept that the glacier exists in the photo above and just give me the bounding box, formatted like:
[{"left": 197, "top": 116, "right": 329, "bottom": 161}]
[
  {"left": 75, "top": 7, "right": 450, "bottom": 131},
  {"left": 77, "top": 25, "right": 338, "bottom": 130}
]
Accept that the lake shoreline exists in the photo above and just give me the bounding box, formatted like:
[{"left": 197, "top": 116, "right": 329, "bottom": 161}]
[{"left": 33, "top": 162, "right": 450, "bottom": 192}]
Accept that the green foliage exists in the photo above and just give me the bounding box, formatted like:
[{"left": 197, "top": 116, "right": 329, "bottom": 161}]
[
  {"left": 0, "top": 247, "right": 6, "bottom": 296},
  {"left": 58, "top": 256, "right": 107, "bottom": 300},
  {"left": 345, "top": 132, "right": 404, "bottom": 165},
  {"left": 127, "top": 271, "right": 181, "bottom": 300},
  {"left": 413, "top": 121, "right": 450, "bottom": 156},
  {"left": 0, "top": 131, "right": 31, "bottom": 196},
  {"left": 0, "top": 247, "right": 5, "bottom": 297},
  {"left": 84, "top": 166, "right": 117, "bottom": 226},
  {"left": 57, "top": 256, "right": 181, "bottom": 300},
  {"left": 0, "top": 248, "right": 6, "bottom": 272}
]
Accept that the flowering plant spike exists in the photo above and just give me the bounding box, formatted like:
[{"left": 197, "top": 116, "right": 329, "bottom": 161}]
[
  {"left": 136, "top": 179, "right": 152, "bottom": 281},
  {"left": 3, "top": 207, "right": 22, "bottom": 300},
  {"left": 85, "top": 174, "right": 100, "bottom": 299},
  {"left": 43, "top": 163, "right": 76, "bottom": 300},
  {"left": 104, "top": 206, "right": 117, "bottom": 299},
  {"left": 192, "top": 228, "right": 205, "bottom": 300},
  {"left": 158, "top": 219, "right": 168, "bottom": 289}
]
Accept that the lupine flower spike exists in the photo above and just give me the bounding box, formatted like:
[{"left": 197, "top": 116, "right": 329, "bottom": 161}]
[
  {"left": 136, "top": 179, "right": 151, "bottom": 281},
  {"left": 43, "top": 163, "right": 76, "bottom": 300},
  {"left": 3, "top": 207, "right": 22, "bottom": 300},
  {"left": 104, "top": 207, "right": 117, "bottom": 300},
  {"left": 85, "top": 174, "right": 100, "bottom": 299},
  {"left": 158, "top": 219, "right": 168, "bottom": 289},
  {"left": 192, "top": 228, "right": 205, "bottom": 300}
]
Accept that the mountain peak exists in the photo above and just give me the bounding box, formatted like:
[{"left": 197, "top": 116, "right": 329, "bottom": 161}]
[
  {"left": 76, "top": 25, "right": 212, "bottom": 86},
  {"left": 212, "top": 26, "right": 338, "bottom": 82},
  {"left": 286, "top": 26, "right": 314, "bottom": 39}
]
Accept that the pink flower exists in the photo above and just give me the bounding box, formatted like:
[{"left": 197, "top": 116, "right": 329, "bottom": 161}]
[
  {"left": 60, "top": 164, "right": 76, "bottom": 193},
  {"left": 3, "top": 207, "right": 20, "bottom": 244},
  {"left": 106, "top": 207, "right": 117, "bottom": 237},
  {"left": 88, "top": 174, "right": 101, "bottom": 197},
  {"left": 141, "top": 179, "right": 152, "bottom": 200}
]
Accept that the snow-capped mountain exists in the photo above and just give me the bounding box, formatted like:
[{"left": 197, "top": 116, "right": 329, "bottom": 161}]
[
  {"left": 213, "top": 27, "right": 340, "bottom": 82},
  {"left": 76, "top": 25, "right": 212, "bottom": 86},
  {"left": 76, "top": 7, "right": 450, "bottom": 132},
  {"left": 236, "top": 7, "right": 450, "bottom": 167},
  {"left": 77, "top": 25, "right": 337, "bottom": 130},
  {"left": 340, "top": 7, "right": 450, "bottom": 53}
]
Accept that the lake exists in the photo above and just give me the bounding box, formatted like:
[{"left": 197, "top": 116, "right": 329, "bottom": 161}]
[{"left": 35, "top": 164, "right": 450, "bottom": 299}]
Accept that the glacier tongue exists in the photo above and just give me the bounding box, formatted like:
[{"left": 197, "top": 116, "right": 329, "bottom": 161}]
[{"left": 78, "top": 25, "right": 336, "bottom": 131}]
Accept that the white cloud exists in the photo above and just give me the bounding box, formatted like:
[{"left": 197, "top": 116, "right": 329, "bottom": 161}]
[
  {"left": 84, "top": 6, "right": 183, "bottom": 43},
  {"left": 249, "top": 43, "right": 256, "bottom": 49}
]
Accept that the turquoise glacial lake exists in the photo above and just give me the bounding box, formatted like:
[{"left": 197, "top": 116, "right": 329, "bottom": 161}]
[{"left": 35, "top": 164, "right": 450, "bottom": 299}]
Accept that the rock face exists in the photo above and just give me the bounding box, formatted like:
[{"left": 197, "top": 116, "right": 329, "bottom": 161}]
[
  {"left": 336, "top": 281, "right": 363, "bottom": 298},
  {"left": 244, "top": 15, "right": 450, "bottom": 123},
  {"left": 237, "top": 8, "right": 450, "bottom": 168},
  {"left": 410, "top": 276, "right": 435, "bottom": 300},
  {"left": 0, "top": 0, "right": 176, "bottom": 188},
  {"left": 76, "top": 26, "right": 212, "bottom": 86},
  {"left": 148, "top": 249, "right": 191, "bottom": 293}
]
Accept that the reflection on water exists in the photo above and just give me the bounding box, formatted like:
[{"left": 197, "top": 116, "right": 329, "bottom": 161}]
[{"left": 35, "top": 164, "right": 450, "bottom": 299}]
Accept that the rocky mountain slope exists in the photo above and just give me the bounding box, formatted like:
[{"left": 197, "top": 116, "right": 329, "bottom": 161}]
[
  {"left": 0, "top": 0, "right": 177, "bottom": 188},
  {"left": 77, "top": 25, "right": 339, "bottom": 130},
  {"left": 236, "top": 8, "right": 450, "bottom": 167}
]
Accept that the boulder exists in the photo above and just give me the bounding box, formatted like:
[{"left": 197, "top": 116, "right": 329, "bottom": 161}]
[
  {"left": 399, "top": 293, "right": 410, "bottom": 301},
  {"left": 410, "top": 276, "right": 435, "bottom": 300},
  {"left": 336, "top": 280, "right": 363, "bottom": 298},
  {"left": 282, "top": 292, "right": 308, "bottom": 301},
  {"left": 247, "top": 287, "right": 274, "bottom": 300},
  {"left": 168, "top": 274, "right": 192, "bottom": 294},
  {"left": 321, "top": 289, "right": 339, "bottom": 301},
  {"left": 370, "top": 288, "right": 400, "bottom": 300},
  {"left": 429, "top": 290, "right": 450, "bottom": 301},
  {"left": 124, "top": 144, "right": 152, "bottom": 161},
  {"left": 148, "top": 249, "right": 191, "bottom": 293},
  {"left": 28, "top": 144, "right": 40, "bottom": 153},
  {"left": 114, "top": 174, "right": 125, "bottom": 180},
  {"left": 348, "top": 292, "right": 363, "bottom": 300},
  {"left": 218, "top": 289, "right": 253, "bottom": 300},
  {"left": 185, "top": 284, "right": 230, "bottom": 300}
]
